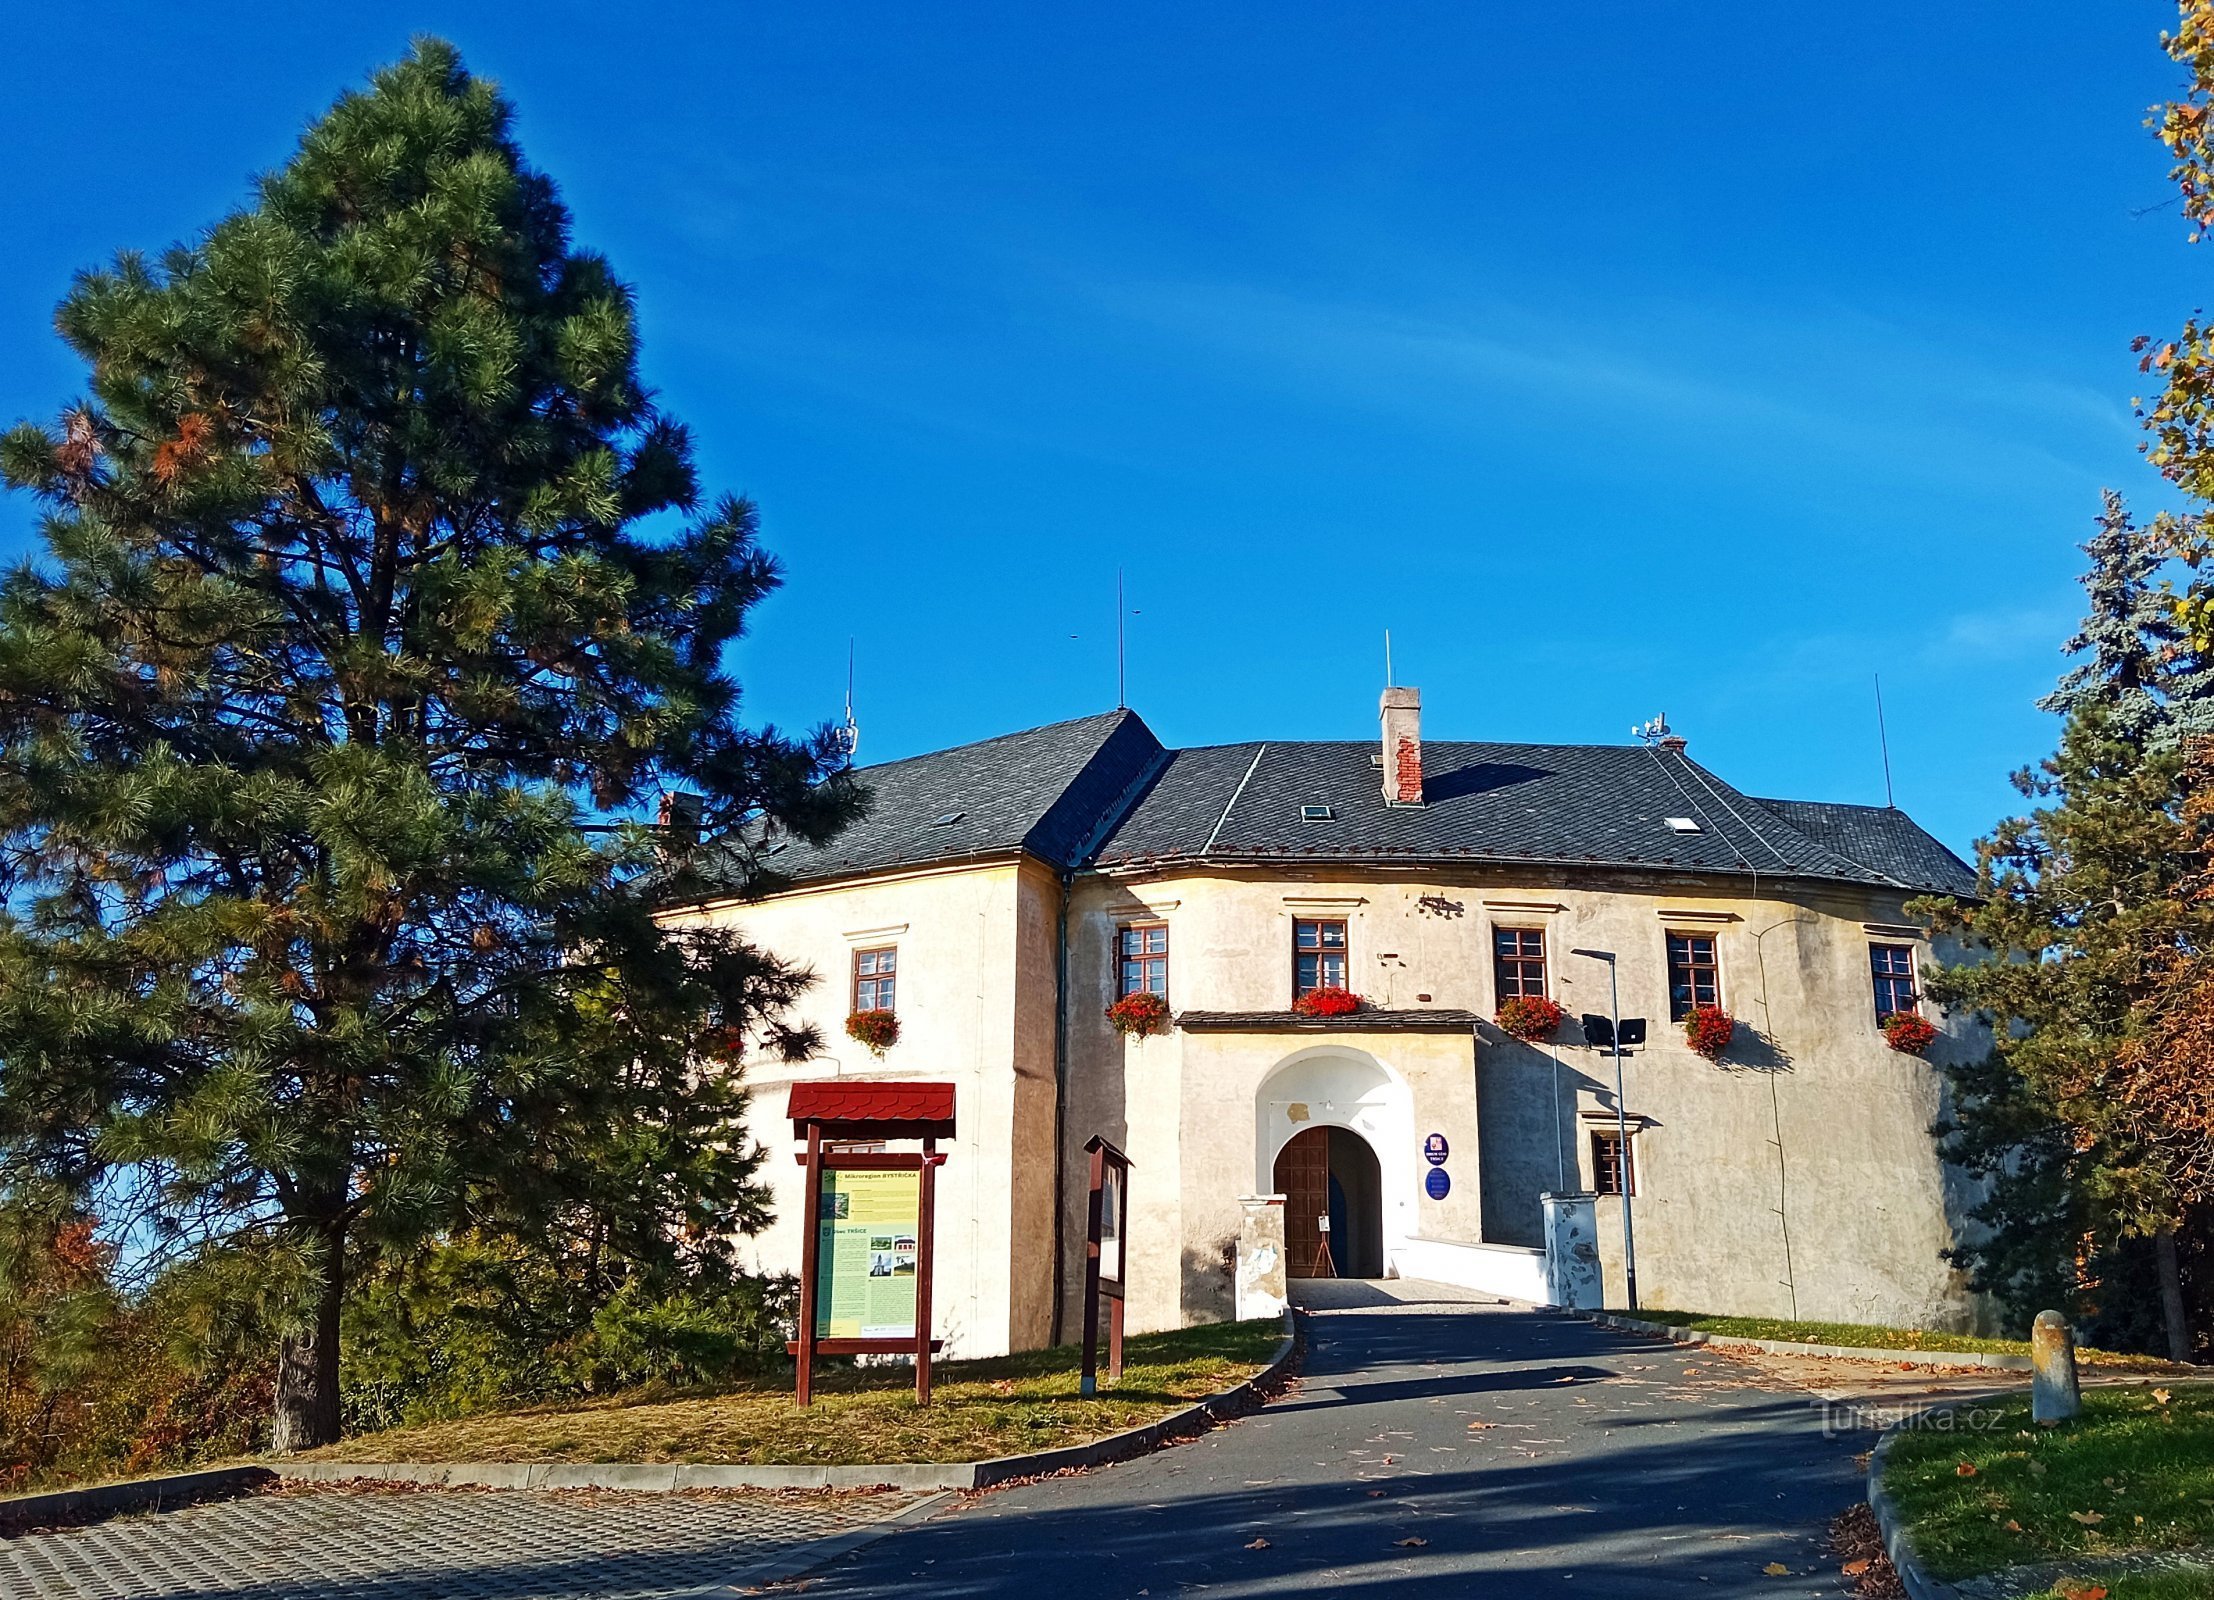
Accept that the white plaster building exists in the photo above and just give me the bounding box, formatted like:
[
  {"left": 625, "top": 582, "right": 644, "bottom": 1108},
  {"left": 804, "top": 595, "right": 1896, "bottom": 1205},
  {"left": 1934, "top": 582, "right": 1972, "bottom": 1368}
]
[{"left": 662, "top": 691, "right": 1989, "bottom": 1357}]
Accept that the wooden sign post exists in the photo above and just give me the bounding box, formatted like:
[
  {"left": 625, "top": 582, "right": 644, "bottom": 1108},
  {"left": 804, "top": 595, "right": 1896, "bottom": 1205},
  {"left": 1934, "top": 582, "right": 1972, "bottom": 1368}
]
[
  {"left": 1079, "top": 1135, "right": 1132, "bottom": 1399},
  {"left": 787, "top": 1081, "right": 955, "bottom": 1407}
]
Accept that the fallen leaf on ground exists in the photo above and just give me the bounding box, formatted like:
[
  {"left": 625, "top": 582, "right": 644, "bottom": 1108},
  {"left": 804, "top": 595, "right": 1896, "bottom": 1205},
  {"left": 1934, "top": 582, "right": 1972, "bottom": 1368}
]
[
  {"left": 1841, "top": 1557, "right": 1871, "bottom": 1576},
  {"left": 2005, "top": 1519, "right": 2022, "bottom": 1532},
  {"left": 2067, "top": 1510, "right": 2105, "bottom": 1526},
  {"left": 2054, "top": 1585, "right": 2108, "bottom": 1600},
  {"left": 1394, "top": 1537, "right": 1429, "bottom": 1548},
  {"left": 1956, "top": 1462, "right": 1979, "bottom": 1477},
  {"left": 2154, "top": 1388, "right": 2172, "bottom": 1405},
  {"left": 1763, "top": 1561, "right": 1791, "bottom": 1576},
  {"left": 1244, "top": 1537, "right": 1270, "bottom": 1550},
  {"left": 1466, "top": 1421, "right": 1495, "bottom": 1430}
]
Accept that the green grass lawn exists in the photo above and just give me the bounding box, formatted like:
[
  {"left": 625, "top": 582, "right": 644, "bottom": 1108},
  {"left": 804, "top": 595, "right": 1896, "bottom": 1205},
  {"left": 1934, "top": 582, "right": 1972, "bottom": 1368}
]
[
  {"left": 1618, "top": 1308, "right": 2185, "bottom": 1370},
  {"left": 301, "top": 1318, "right": 1285, "bottom": 1468},
  {"left": 1880, "top": 1384, "right": 2214, "bottom": 1582},
  {"left": 2069, "top": 1573, "right": 2214, "bottom": 1598}
]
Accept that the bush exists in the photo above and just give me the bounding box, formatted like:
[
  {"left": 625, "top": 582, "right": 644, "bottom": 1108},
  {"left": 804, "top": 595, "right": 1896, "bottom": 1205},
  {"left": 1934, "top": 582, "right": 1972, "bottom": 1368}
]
[{"left": 341, "top": 1235, "right": 797, "bottom": 1431}]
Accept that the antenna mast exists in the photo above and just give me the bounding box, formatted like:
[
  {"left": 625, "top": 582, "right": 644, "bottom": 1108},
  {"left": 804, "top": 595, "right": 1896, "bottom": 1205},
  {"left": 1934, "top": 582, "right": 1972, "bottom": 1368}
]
[
  {"left": 840, "top": 639, "right": 860, "bottom": 762},
  {"left": 1117, "top": 568, "right": 1126, "bottom": 710},
  {"left": 1874, "top": 674, "right": 1895, "bottom": 808},
  {"left": 1384, "top": 628, "right": 1394, "bottom": 688}
]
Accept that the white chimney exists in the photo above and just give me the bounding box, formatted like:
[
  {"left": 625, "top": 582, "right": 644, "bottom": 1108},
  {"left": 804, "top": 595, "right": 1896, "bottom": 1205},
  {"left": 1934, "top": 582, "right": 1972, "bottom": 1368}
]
[{"left": 1380, "top": 686, "right": 1422, "bottom": 805}]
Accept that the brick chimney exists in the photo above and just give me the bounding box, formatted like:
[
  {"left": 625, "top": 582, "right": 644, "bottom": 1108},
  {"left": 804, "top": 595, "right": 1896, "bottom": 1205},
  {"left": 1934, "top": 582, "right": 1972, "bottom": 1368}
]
[{"left": 1380, "top": 687, "right": 1423, "bottom": 805}]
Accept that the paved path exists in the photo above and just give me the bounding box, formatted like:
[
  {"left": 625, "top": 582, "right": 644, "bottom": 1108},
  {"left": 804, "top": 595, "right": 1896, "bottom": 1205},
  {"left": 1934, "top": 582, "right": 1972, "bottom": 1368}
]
[
  {"left": 801, "top": 1282, "right": 1873, "bottom": 1598},
  {"left": 0, "top": 1484, "right": 927, "bottom": 1600}
]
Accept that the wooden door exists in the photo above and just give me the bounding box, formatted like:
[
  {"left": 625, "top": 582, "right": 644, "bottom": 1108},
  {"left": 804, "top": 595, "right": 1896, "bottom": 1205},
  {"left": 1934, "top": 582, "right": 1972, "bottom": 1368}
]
[{"left": 1274, "top": 1127, "right": 1334, "bottom": 1278}]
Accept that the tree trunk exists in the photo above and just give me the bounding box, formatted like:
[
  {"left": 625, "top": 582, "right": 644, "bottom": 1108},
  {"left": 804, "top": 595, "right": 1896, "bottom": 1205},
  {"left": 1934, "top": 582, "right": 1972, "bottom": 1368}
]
[
  {"left": 269, "top": 1231, "right": 346, "bottom": 1454},
  {"left": 2156, "top": 1225, "right": 2193, "bottom": 1365}
]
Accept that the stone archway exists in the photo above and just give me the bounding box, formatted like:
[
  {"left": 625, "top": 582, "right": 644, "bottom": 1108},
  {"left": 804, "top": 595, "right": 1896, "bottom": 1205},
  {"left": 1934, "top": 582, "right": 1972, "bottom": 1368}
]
[
  {"left": 1272, "top": 1124, "right": 1386, "bottom": 1278},
  {"left": 1255, "top": 1047, "right": 1417, "bottom": 1279}
]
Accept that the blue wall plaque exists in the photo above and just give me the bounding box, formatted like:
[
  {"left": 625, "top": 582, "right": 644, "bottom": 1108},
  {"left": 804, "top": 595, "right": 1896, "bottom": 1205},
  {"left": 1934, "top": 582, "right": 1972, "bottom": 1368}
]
[
  {"left": 1424, "top": 1167, "right": 1451, "bottom": 1200},
  {"left": 1422, "top": 1132, "right": 1449, "bottom": 1166}
]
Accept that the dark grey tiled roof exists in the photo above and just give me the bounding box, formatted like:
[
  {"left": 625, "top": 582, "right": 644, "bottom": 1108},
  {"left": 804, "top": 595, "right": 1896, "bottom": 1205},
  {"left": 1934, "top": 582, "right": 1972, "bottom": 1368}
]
[
  {"left": 1091, "top": 738, "right": 1971, "bottom": 894},
  {"left": 690, "top": 711, "right": 1974, "bottom": 899},
  {"left": 1748, "top": 798, "right": 1977, "bottom": 897},
  {"left": 705, "top": 710, "right": 1164, "bottom": 890}
]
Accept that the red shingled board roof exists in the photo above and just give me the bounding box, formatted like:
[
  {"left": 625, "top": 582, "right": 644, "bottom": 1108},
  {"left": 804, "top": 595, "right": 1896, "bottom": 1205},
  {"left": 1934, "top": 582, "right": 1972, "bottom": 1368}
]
[{"left": 787, "top": 1080, "right": 956, "bottom": 1131}]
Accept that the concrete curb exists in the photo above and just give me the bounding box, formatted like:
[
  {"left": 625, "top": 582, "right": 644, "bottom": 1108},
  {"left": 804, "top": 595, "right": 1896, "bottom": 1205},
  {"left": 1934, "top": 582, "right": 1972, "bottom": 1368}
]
[
  {"left": 1866, "top": 1414, "right": 1969, "bottom": 1600},
  {"left": 272, "top": 1308, "right": 1303, "bottom": 1496},
  {"left": 1583, "top": 1310, "right": 2038, "bottom": 1371},
  {"left": 0, "top": 1467, "right": 276, "bottom": 1533}
]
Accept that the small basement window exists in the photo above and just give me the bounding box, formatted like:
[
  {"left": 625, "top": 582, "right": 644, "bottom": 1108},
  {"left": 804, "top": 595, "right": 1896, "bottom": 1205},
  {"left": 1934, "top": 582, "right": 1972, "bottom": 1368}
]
[
  {"left": 1664, "top": 816, "right": 1702, "bottom": 834},
  {"left": 1300, "top": 805, "right": 1336, "bottom": 822}
]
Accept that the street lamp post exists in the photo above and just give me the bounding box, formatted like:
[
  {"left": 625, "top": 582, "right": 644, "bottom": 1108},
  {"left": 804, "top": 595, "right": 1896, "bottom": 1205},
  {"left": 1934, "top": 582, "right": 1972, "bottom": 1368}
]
[{"left": 1572, "top": 948, "right": 1640, "bottom": 1313}]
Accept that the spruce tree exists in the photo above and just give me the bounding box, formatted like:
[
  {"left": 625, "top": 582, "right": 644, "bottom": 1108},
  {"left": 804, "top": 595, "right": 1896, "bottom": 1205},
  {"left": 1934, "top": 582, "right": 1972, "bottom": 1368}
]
[
  {"left": 1924, "top": 498, "right": 2214, "bottom": 1359},
  {"left": 0, "top": 40, "right": 854, "bottom": 1448}
]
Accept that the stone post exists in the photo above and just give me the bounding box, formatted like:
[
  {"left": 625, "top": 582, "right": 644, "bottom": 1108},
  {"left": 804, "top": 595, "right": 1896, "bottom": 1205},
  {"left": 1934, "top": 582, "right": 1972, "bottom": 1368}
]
[
  {"left": 1236, "top": 1194, "right": 1288, "bottom": 1320},
  {"left": 2031, "top": 1309, "right": 2080, "bottom": 1425},
  {"left": 1541, "top": 1191, "right": 1602, "bottom": 1310}
]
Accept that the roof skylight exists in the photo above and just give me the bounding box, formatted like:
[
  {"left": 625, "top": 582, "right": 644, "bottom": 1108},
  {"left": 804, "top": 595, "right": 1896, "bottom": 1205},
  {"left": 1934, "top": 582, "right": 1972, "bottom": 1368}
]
[{"left": 1664, "top": 816, "right": 1703, "bottom": 834}]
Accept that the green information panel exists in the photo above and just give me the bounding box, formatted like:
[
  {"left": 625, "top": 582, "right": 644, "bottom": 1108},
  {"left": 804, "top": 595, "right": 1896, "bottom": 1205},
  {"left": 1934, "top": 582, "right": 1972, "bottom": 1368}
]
[{"left": 815, "top": 1168, "right": 921, "bottom": 1339}]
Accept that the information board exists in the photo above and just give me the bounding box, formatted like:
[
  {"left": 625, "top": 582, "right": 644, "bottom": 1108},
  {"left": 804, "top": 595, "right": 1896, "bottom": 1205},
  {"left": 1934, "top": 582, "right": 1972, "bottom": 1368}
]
[{"left": 814, "top": 1168, "right": 922, "bottom": 1339}]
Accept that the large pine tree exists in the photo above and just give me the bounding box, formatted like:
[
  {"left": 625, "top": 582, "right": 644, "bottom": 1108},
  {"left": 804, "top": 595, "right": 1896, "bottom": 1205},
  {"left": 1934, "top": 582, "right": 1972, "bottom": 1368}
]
[{"left": 0, "top": 41, "right": 854, "bottom": 1448}]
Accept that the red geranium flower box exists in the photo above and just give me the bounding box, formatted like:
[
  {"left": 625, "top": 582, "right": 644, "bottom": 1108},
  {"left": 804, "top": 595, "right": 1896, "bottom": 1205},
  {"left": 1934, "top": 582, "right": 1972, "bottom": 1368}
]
[
  {"left": 1495, "top": 995, "right": 1567, "bottom": 1043},
  {"left": 1293, "top": 986, "right": 1363, "bottom": 1018},
  {"left": 1881, "top": 1011, "right": 1938, "bottom": 1056},
  {"left": 1106, "top": 991, "right": 1171, "bottom": 1037},
  {"left": 845, "top": 1008, "right": 900, "bottom": 1055},
  {"left": 1683, "top": 1004, "right": 1735, "bottom": 1061}
]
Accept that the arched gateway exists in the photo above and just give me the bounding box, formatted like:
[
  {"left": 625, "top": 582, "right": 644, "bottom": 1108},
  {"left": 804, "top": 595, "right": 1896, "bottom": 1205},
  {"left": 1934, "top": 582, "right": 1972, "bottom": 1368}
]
[{"left": 1255, "top": 1047, "right": 1415, "bottom": 1280}]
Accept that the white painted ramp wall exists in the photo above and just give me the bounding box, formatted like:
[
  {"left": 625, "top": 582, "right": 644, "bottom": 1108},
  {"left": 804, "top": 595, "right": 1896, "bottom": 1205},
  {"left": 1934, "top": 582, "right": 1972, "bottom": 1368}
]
[{"left": 1391, "top": 1237, "right": 1550, "bottom": 1305}]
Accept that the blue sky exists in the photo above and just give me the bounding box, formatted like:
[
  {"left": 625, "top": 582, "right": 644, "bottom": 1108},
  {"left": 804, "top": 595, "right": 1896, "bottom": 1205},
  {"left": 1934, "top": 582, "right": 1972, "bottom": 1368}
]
[{"left": 0, "top": 3, "right": 2200, "bottom": 855}]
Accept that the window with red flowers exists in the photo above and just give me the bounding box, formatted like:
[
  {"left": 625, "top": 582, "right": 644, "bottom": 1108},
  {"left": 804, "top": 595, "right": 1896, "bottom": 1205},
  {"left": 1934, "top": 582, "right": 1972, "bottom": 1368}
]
[
  {"left": 1293, "top": 919, "right": 1348, "bottom": 998},
  {"left": 1871, "top": 943, "right": 1917, "bottom": 1020},
  {"left": 1493, "top": 927, "right": 1547, "bottom": 1002},
  {"left": 1119, "top": 923, "right": 1168, "bottom": 1002},
  {"left": 1666, "top": 933, "right": 1720, "bottom": 1022},
  {"left": 852, "top": 946, "right": 897, "bottom": 1013}
]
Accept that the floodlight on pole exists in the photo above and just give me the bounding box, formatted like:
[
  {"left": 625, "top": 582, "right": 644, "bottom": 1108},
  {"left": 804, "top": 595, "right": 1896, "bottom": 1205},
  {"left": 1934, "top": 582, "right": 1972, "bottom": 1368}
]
[{"left": 1570, "top": 947, "right": 1641, "bottom": 1312}]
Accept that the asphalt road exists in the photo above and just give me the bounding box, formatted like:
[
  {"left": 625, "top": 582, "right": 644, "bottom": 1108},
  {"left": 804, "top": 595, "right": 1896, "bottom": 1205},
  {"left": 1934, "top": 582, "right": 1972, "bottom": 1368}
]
[{"left": 799, "top": 1281, "right": 1866, "bottom": 1598}]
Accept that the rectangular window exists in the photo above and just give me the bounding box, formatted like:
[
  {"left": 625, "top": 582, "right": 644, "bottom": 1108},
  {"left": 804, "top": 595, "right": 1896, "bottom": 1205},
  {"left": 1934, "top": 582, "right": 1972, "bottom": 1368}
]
[
  {"left": 1118, "top": 923, "right": 1169, "bottom": 1001},
  {"left": 1493, "top": 926, "right": 1548, "bottom": 1001},
  {"left": 852, "top": 946, "right": 897, "bottom": 1012},
  {"left": 1591, "top": 1129, "right": 1636, "bottom": 1197},
  {"left": 1293, "top": 919, "right": 1349, "bottom": 998},
  {"left": 1871, "top": 943, "right": 1918, "bottom": 1020},
  {"left": 1665, "top": 933, "right": 1720, "bottom": 1022}
]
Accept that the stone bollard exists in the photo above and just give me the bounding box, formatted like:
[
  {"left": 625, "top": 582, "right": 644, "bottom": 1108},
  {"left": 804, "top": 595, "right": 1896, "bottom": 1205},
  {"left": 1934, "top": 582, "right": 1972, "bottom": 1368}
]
[{"left": 2031, "top": 1309, "right": 2080, "bottom": 1425}]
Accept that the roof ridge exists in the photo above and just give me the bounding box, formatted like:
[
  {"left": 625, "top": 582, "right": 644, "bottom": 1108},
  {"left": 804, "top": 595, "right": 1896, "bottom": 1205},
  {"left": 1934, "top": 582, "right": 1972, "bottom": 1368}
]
[{"left": 840, "top": 708, "right": 1134, "bottom": 775}]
